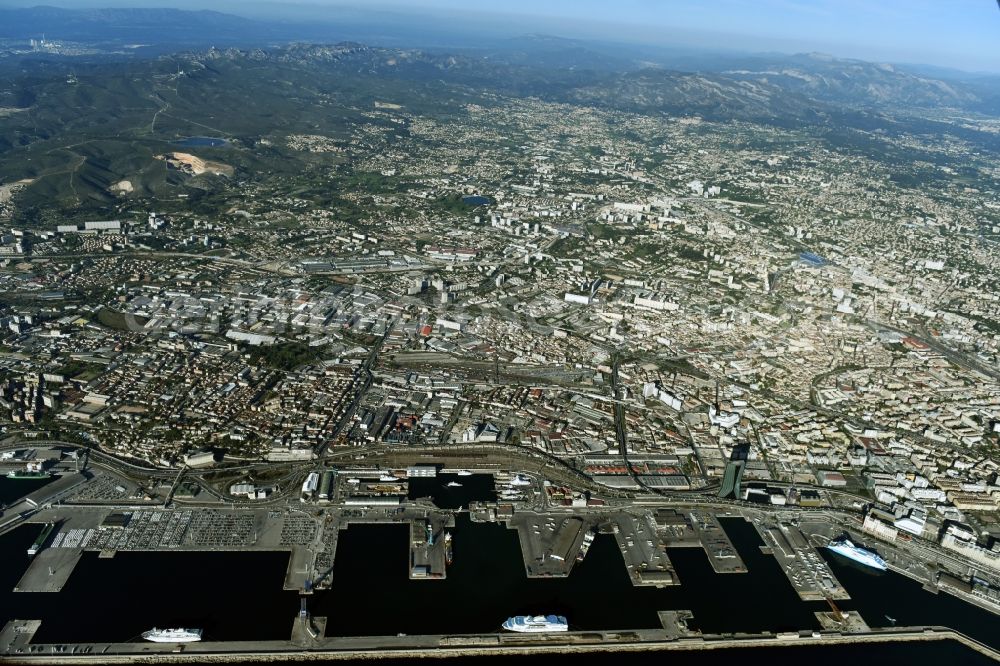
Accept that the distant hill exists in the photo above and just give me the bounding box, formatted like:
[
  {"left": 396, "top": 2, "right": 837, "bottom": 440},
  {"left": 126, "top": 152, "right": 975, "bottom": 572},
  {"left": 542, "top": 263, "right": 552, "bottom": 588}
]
[
  {"left": 0, "top": 6, "right": 297, "bottom": 45},
  {"left": 229, "top": 43, "right": 1000, "bottom": 118},
  {"left": 0, "top": 6, "right": 995, "bottom": 116},
  {"left": 715, "top": 52, "right": 985, "bottom": 113},
  {"left": 1, "top": 38, "right": 999, "bottom": 216}
]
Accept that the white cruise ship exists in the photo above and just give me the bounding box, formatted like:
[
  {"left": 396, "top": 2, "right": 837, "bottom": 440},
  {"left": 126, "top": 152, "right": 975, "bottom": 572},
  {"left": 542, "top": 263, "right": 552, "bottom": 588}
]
[
  {"left": 826, "top": 536, "right": 887, "bottom": 571},
  {"left": 502, "top": 615, "right": 568, "bottom": 633},
  {"left": 141, "top": 628, "right": 203, "bottom": 643}
]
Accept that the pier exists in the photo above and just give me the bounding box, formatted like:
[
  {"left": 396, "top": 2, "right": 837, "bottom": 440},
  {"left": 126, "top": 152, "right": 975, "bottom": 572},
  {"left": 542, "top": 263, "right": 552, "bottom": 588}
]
[
  {"left": 282, "top": 546, "right": 315, "bottom": 593},
  {"left": 752, "top": 518, "right": 850, "bottom": 601},
  {"left": 3, "top": 458, "right": 1000, "bottom": 665},
  {"left": 608, "top": 512, "right": 678, "bottom": 586},
  {"left": 2, "top": 619, "right": 998, "bottom": 664},
  {"left": 408, "top": 513, "right": 452, "bottom": 579},
  {"left": 688, "top": 510, "right": 747, "bottom": 574},
  {"left": 508, "top": 511, "right": 591, "bottom": 578},
  {"left": 14, "top": 549, "right": 82, "bottom": 594}
]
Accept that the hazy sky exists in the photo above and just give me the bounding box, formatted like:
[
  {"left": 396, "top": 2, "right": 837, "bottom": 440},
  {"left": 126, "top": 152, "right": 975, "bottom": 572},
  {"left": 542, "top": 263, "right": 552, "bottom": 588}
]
[
  {"left": 334, "top": 0, "right": 1000, "bottom": 71},
  {"left": 2, "top": 0, "right": 999, "bottom": 72}
]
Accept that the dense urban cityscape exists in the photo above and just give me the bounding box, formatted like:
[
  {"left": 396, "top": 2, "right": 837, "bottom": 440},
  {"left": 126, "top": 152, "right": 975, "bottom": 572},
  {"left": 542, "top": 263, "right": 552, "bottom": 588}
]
[{"left": 1, "top": 2, "right": 1000, "bottom": 664}]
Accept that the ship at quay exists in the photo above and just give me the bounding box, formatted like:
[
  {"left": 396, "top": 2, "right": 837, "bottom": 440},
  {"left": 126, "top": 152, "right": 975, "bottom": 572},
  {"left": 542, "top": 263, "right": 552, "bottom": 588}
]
[
  {"left": 141, "top": 628, "right": 202, "bottom": 643},
  {"left": 502, "top": 615, "right": 569, "bottom": 633},
  {"left": 826, "top": 536, "right": 888, "bottom": 571}
]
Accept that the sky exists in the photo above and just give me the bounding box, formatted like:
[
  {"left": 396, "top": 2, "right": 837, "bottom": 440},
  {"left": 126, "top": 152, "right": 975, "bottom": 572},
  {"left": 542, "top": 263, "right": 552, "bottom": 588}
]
[
  {"left": 2, "top": 0, "right": 999, "bottom": 72},
  {"left": 320, "top": 0, "right": 1000, "bottom": 71}
]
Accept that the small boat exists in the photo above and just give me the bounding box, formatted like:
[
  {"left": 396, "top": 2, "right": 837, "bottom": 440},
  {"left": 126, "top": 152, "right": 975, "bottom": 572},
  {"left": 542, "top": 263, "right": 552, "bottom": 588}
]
[
  {"left": 378, "top": 474, "right": 397, "bottom": 482},
  {"left": 885, "top": 615, "right": 896, "bottom": 625},
  {"left": 446, "top": 481, "right": 462, "bottom": 488},
  {"left": 346, "top": 478, "right": 361, "bottom": 485},
  {"left": 456, "top": 470, "right": 473, "bottom": 476}
]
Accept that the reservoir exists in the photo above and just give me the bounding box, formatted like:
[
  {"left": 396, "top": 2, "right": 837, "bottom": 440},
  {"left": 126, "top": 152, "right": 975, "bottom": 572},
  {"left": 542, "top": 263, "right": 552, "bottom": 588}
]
[{"left": 462, "top": 195, "right": 491, "bottom": 206}]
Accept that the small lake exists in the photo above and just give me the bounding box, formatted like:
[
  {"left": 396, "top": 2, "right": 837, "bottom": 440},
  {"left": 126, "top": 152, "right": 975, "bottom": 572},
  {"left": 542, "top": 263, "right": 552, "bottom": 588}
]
[
  {"left": 462, "top": 195, "right": 491, "bottom": 206},
  {"left": 172, "top": 136, "right": 229, "bottom": 147}
]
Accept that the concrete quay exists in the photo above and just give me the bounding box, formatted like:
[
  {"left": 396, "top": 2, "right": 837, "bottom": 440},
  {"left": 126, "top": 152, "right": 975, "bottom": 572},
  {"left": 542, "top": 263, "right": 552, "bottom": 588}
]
[
  {"left": 2, "top": 621, "right": 998, "bottom": 664},
  {"left": 282, "top": 546, "right": 315, "bottom": 593},
  {"left": 687, "top": 510, "right": 747, "bottom": 574},
  {"left": 814, "top": 610, "right": 871, "bottom": 633},
  {"left": 311, "top": 518, "right": 339, "bottom": 590},
  {"left": 793, "top": 515, "right": 942, "bottom": 595},
  {"left": 657, "top": 610, "right": 699, "bottom": 639},
  {"left": 607, "top": 512, "right": 677, "bottom": 586},
  {"left": 752, "top": 518, "right": 850, "bottom": 602},
  {"left": 408, "top": 513, "right": 451, "bottom": 579},
  {"left": 507, "top": 510, "right": 678, "bottom": 585},
  {"left": 14, "top": 548, "right": 83, "bottom": 593},
  {"left": 508, "top": 511, "right": 592, "bottom": 578}
]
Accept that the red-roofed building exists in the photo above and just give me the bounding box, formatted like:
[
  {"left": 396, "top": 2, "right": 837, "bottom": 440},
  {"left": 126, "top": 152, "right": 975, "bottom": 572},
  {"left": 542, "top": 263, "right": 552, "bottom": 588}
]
[{"left": 902, "top": 337, "right": 931, "bottom": 352}]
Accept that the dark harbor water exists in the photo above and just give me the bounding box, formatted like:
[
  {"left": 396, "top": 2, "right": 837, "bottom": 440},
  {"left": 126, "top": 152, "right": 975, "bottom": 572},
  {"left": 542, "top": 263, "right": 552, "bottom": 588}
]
[
  {"left": 0, "top": 475, "right": 55, "bottom": 505},
  {"left": 407, "top": 472, "right": 496, "bottom": 508},
  {"left": 172, "top": 136, "right": 228, "bottom": 147},
  {"left": 0, "top": 475, "right": 997, "bottom": 664},
  {"left": 314, "top": 516, "right": 818, "bottom": 636},
  {"left": 0, "top": 525, "right": 298, "bottom": 643}
]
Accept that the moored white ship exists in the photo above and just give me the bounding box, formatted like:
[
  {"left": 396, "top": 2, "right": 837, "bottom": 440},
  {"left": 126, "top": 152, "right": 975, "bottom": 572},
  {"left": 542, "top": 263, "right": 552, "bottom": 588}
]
[
  {"left": 826, "top": 535, "right": 887, "bottom": 571},
  {"left": 141, "top": 628, "right": 203, "bottom": 643},
  {"left": 502, "top": 615, "right": 568, "bottom": 633},
  {"left": 576, "top": 531, "right": 595, "bottom": 562}
]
